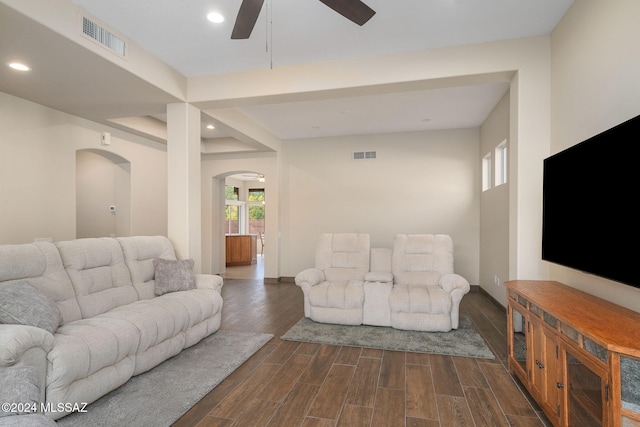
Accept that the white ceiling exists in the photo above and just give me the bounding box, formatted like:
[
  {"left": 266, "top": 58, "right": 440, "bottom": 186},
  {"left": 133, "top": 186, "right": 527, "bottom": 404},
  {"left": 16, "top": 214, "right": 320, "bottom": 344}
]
[
  {"left": 71, "top": 0, "right": 572, "bottom": 78},
  {"left": 1, "top": 0, "right": 574, "bottom": 145}
]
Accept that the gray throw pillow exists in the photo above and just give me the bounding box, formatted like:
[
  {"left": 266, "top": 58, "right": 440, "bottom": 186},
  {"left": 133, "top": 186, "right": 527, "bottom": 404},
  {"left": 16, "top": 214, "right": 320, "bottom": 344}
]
[
  {"left": 153, "top": 258, "right": 196, "bottom": 296},
  {"left": 0, "top": 366, "right": 40, "bottom": 417},
  {"left": 0, "top": 281, "right": 62, "bottom": 334}
]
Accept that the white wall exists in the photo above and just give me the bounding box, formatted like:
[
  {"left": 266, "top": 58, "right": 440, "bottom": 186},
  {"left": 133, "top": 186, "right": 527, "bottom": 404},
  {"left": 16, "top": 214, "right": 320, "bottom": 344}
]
[
  {"left": 279, "top": 129, "right": 480, "bottom": 283},
  {"left": 549, "top": 0, "right": 640, "bottom": 311},
  {"left": 0, "top": 91, "right": 168, "bottom": 244},
  {"left": 479, "top": 93, "right": 510, "bottom": 305}
]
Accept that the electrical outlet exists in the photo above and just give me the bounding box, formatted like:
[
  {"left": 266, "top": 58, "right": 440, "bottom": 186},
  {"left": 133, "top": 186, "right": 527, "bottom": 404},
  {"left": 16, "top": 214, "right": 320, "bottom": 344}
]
[{"left": 494, "top": 274, "right": 501, "bottom": 286}]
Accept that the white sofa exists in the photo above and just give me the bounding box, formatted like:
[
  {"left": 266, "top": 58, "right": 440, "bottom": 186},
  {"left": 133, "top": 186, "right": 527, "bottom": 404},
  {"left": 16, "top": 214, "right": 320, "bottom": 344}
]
[
  {"left": 0, "top": 236, "right": 223, "bottom": 423},
  {"left": 295, "top": 233, "right": 470, "bottom": 332}
]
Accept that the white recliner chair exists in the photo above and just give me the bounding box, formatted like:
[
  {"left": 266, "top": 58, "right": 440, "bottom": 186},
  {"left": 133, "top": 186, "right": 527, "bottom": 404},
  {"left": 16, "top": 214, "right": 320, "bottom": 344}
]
[
  {"left": 295, "top": 233, "right": 370, "bottom": 325},
  {"left": 388, "top": 234, "right": 470, "bottom": 332}
]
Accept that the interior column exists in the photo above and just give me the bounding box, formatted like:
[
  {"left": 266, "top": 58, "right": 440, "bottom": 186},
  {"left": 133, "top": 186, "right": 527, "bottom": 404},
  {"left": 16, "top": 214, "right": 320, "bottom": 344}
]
[{"left": 167, "top": 102, "right": 202, "bottom": 272}]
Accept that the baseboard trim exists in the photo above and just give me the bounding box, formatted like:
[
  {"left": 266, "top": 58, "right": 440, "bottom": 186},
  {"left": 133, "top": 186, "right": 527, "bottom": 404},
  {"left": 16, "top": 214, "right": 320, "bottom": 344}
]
[
  {"left": 264, "top": 276, "right": 295, "bottom": 284},
  {"left": 479, "top": 286, "right": 506, "bottom": 313}
]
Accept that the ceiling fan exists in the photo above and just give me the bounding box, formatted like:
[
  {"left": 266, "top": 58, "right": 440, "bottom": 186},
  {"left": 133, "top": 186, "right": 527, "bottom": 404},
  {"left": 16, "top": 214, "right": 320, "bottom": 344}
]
[{"left": 231, "top": 0, "right": 376, "bottom": 39}]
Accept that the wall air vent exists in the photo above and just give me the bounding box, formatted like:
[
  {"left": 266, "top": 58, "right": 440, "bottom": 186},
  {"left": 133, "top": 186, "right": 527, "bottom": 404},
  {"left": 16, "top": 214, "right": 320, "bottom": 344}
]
[
  {"left": 353, "top": 151, "right": 377, "bottom": 160},
  {"left": 81, "top": 16, "right": 127, "bottom": 57}
]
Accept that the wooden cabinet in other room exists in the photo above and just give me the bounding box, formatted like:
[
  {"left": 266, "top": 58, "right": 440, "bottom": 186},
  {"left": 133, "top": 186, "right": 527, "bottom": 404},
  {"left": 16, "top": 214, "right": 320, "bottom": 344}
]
[{"left": 225, "top": 234, "right": 257, "bottom": 266}]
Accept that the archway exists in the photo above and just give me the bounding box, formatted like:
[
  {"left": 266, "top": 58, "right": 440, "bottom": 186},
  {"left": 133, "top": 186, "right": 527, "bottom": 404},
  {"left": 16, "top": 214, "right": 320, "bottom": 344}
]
[
  {"left": 217, "top": 170, "right": 267, "bottom": 279},
  {"left": 76, "top": 149, "right": 131, "bottom": 238}
]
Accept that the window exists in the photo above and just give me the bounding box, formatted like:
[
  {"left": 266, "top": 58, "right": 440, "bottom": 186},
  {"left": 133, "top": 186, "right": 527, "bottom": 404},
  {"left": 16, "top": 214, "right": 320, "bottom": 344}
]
[
  {"left": 225, "top": 185, "right": 242, "bottom": 234},
  {"left": 225, "top": 185, "right": 239, "bottom": 200},
  {"left": 225, "top": 202, "right": 243, "bottom": 234},
  {"left": 495, "top": 140, "right": 508, "bottom": 186},
  {"left": 482, "top": 153, "right": 492, "bottom": 192},
  {"left": 248, "top": 188, "right": 265, "bottom": 235}
]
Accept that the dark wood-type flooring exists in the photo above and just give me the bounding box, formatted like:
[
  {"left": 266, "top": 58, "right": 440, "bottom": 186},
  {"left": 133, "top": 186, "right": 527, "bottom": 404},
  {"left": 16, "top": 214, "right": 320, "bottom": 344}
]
[{"left": 173, "top": 261, "right": 550, "bottom": 427}]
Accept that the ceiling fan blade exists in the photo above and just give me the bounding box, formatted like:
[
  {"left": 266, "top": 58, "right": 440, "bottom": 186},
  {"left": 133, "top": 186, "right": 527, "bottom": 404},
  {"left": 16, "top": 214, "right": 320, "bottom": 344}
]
[
  {"left": 231, "top": 0, "right": 265, "bottom": 39},
  {"left": 318, "top": 0, "right": 376, "bottom": 26}
]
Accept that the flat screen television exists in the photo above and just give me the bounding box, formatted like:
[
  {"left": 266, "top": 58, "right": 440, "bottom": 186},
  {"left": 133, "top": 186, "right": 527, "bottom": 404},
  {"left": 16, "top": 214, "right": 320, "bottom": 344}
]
[{"left": 542, "top": 114, "right": 640, "bottom": 289}]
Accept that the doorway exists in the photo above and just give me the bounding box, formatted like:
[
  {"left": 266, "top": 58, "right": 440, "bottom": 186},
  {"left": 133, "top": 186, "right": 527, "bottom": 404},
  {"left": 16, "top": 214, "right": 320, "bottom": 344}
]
[{"left": 222, "top": 173, "right": 266, "bottom": 279}]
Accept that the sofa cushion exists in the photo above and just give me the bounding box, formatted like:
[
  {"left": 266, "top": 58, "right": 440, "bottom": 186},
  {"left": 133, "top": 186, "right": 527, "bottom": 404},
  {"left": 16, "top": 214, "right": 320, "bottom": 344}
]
[
  {"left": 97, "top": 288, "right": 222, "bottom": 374},
  {"left": 0, "top": 366, "right": 40, "bottom": 417},
  {"left": 48, "top": 317, "right": 139, "bottom": 397},
  {"left": 308, "top": 281, "right": 365, "bottom": 310},
  {"left": 0, "top": 242, "right": 82, "bottom": 324},
  {"left": 389, "top": 285, "right": 452, "bottom": 315},
  {"left": 117, "top": 236, "right": 178, "bottom": 300},
  {"left": 98, "top": 300, "right": 189, "bottom": 355},
  {"left": 56, "top": 238, "right": 138, "bottom": 319},
  {"left": 153, "top": 258, "right": 196, "bottom": 296},
  {"left": 0, "top": 281, "right": 62, "bottom": 334}
]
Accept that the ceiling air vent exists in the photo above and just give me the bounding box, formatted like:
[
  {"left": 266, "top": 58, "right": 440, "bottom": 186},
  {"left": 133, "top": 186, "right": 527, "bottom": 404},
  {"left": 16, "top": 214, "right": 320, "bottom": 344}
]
[
  {"left": 81, "top": 16, "right": 127, "bottom": 57},
  {"left": 353, "top": 151, "right": 377, "bottom": 160}
]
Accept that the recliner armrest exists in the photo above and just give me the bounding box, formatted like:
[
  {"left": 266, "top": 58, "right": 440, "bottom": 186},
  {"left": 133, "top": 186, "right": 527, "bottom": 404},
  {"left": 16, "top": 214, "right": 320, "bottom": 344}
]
[
  {"left": 295, "top": 268, "right": 325, "bottom": 287},
  {"left": 439, "top": 273, "right": 471, "bottom": 295},
  {"left": 0, "top": 325, "right": 54, "bottom": 367},
  {"left": 195, "top": 274, "right": 223, "bottom": 294},
  {"left": 365, "top": 271, "right": 393, "bottom": 283}
]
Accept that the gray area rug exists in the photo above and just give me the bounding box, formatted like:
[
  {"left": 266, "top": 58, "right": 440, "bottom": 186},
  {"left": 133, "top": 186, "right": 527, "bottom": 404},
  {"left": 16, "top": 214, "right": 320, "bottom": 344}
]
[
  {"left": 57, "top": 331, "right": 273, "bottom": 427},
  {"left": 281, "top": 315, "right": 494, "bottom": 359}
]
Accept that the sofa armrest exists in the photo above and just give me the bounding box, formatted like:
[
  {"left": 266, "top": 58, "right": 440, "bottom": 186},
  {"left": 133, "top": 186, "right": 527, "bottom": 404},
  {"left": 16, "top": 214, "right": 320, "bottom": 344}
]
[
  {"left": 365, "top": 271, "right": 393, "bottom": 283},
  {"left": 0, "top": 325, "right": 54, "bottom": 367},
  {"left": 294, "top": 268, "right": 325, "bottom": 288},
  {"left": 439, "top": 273, "right": 471, "bottom": 295},
  {"left": 195, "top": 274, "right": 223, "bottom": 294}
]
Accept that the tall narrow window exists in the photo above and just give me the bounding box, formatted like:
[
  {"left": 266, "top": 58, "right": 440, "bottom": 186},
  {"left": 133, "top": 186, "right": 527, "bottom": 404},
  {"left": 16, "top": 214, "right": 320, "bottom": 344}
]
[
  {"left": 495, "top": 140, "right": 508, "bottom": 186},
  {"left": 248, "top": 188, "right": 265, "bottom": 236},
  {"left": 482, "top": 153, "right": 492, "bottom": 192},
  {"left": 225, "top": 185, "right": 242, "bottom": 234},
  {"left": 225, "top": 202, "right": 243, "bottom": 234}
]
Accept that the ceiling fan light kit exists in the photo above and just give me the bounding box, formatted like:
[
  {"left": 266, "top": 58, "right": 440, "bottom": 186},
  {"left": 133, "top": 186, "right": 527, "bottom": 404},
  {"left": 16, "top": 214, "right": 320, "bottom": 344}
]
[{"left": 231, "top": 0, "right": 375, "bottom": 40}]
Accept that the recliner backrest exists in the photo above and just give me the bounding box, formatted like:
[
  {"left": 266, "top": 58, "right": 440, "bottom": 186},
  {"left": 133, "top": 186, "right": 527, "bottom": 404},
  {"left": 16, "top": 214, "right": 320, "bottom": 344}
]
[
  {"left": 56, "top": 238, "right": 137, "bottom": 319},
  {"left": 117, "top": 236, "right": 177, "bottom": 300},
  {"left": 392, "top": 234, "right": 454, "bottom": 286},
  {"left": 315, "top": 233, "right": 370, "bottom": 282},
  {"left": 0, "top": 241, "right": 82, "bottom": 324}
]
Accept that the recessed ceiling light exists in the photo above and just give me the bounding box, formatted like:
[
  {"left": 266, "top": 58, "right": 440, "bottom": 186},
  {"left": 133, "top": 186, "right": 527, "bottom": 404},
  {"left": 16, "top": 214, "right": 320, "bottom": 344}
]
[
  {"left": 206, "top": 124, "right": 215, "bottom": 130},
  {"left": 8, "top": 62, "right": 30, "bottom": 71},
  {"left": 207, "top": 12, "right": 224, "bottom": 24}
]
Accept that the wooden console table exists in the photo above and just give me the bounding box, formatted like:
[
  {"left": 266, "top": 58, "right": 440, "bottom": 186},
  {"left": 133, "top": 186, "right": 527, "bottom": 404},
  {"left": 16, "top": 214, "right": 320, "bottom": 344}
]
[
  {"left": 505, "top": 280, "right": 640, "bottom": 427},
  {"left": 225, "top": 234, "right": 257, "bottom": 266}
]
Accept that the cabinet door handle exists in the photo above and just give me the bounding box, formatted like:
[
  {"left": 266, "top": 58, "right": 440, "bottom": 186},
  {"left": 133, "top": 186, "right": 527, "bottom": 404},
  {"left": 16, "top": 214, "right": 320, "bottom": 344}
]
[{"left": 557, "top": 382, "right": 564, "bottom": 388}]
